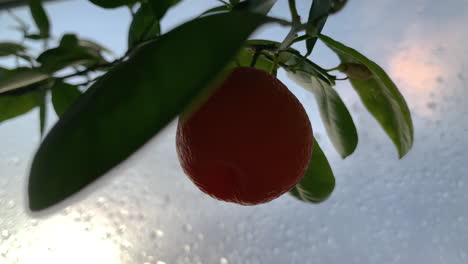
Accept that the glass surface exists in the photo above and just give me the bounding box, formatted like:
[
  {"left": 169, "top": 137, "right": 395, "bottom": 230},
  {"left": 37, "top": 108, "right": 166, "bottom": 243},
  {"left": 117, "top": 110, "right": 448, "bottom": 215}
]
[{"left": 1, "top": 0, "right": 468, "bottom": 263}]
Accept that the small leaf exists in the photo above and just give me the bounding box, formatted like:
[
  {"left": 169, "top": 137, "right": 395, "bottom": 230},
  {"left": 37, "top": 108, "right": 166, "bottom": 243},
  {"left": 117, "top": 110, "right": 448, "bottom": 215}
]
[
  {"left": 289, "top": 140, "right": 335, "bottom": 203},
  {"left": 79, "top": 39, "right": 114, "bottom": 56},
  {"left": 59, "top": 34, "right": 79, "bottom": 48},
  {"left": 25, "top": 33, "right": 47, "bottom": 40},
  {"left": 7, "top": 10, "right": 29, "bottom": 33},
  {"left": 199, "top": 5, "right": 231, "bottom": 17},
  {"left": 306, "top": 0, "right": 330, "bottom": 56},
  {"left": 0, "top": 68, "right": 49, "bottom": 94},
  {"left": 338, "top": 62, "right": 373, "bottom": 80},
  {"left": 330, "top": 0, "right": 348, "bottom": 14},
  {"left": 88, "top": 0, "right": 139, "bottom": 9},
  {"left": 28, "top": 12, "right": 270, "bottom": 211},
  {"left": 0, "top": 91, "right": 42, "bottom": 123},
  {"left": 0, "top": 42, "right": 26, "bottom": 57},
  {"left": 233, "top": 0, "right": 277, "bottom": 14},
  {"left": 29, "top": 0, "right": 50, "bottom": 38},
  {"left": 319, "top": 34, "right": 414, "bottom": 158},
  {"left": 51, "top": 81, "right": 82, "bottom": 116},
  {"left": 39, "top": 90, "right": 47, "bottom": 136},
  {"left": 37, "top": 45, "right": 107, "bottom": 73},
  {"left": 149, "top": 0, "right": 182, "bottom": 20},
  {"left": 128, "top": 2, "right": 161, "bottom": 49},
  {"left": 287, "top": 70, "right": 357, "bottom": 158}
]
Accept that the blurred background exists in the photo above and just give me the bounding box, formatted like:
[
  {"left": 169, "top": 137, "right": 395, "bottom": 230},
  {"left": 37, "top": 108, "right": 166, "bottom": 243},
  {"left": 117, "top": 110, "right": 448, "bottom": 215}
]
[{"left": 1, "top": 0, "right": 468, "bottom": 263}]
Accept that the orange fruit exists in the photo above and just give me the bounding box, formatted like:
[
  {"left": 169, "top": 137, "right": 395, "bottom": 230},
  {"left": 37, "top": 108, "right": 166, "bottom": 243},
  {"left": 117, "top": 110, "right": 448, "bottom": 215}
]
[{"left": 176, "top": 66, "right": 313, "bottom": 205}]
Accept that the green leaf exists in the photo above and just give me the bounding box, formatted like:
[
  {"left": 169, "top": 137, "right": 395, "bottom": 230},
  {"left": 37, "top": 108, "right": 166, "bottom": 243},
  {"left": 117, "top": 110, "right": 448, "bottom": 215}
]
[
  {"left": 233, "top": 0, "right": 277, "bottom": 14},
  {"left": 58, "top": 34, "right": 114, "bottom": 56},
  {"left": 306, "top": 0, "right": 330, "bottom": 56},
  {"left": 330, "top": 0, "right": 347, "bottom": 14},
  {"left": 229, "top": 0, "right": 239, "bottom": 5},
  {"left": 59, "top": 34, "right": 79, "bottom": 48},
  {"left": 25, "top": 33, "right": 47, "bottom": 40},
  {"left": 79, "top": 39, "right": 114, "bottom": 56},
  {"left": 289, "top": 140, "right": 335, "bottom": 203},
  {"left": 287, "top": 70, "right": 357, "bottom": 158},
  {"left": 28, "top": 12, "right": 270, "bottom": 211},
  {"left": 39, "top": 90, "right": 47, "bottom": 136},
  {"left": 37, "top": 45, "right": 107, "bottom": 73},
  {"left": 88, "top": 0, "right": 139, "bottom": 9},
  {"left": 0, "top": 91, "right": 42, "bottom": 123},
  {"left": 51, "top": 81, "right": 82, "bottom": 116},
  {"left": 0, "top": 42, "right": 26, "bottom": 57},
  {"left": 0, "top": 67, "right": 8, "bottom": 79},
  {"left": 128, "top": 2, "right": 161, "bottom": 49},
  {"left": 29, "top": 0, "right": 50, "bottom": 38},
  {"left": 0, "top": 68, "right": 49, "bottom": 94},
  {"left": 199, "top": 5, "right": 231, "bottom": 17},
  {"left": 319, "top": 34, "right": 413, "bottom": 158},
  {"left": 149, "top": 0, "right": 182, "bottom": 20}
]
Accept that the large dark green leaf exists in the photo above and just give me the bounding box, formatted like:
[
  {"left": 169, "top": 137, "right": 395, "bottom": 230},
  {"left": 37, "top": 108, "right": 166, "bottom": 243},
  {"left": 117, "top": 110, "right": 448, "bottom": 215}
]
[
  {"left": 29, "top": 0, "right": 50, "bottom": 38},
  {"left": 0, "top": 91, "right": 42, "bottom": 123},
  {"left": 233, "top": 0, "right": 277, "bottom": 14},
  {"left": 0, "top": 42, "right": 26, "bottom": 57},
  {"left": 0, "top": 67, "right": 8, "bottom": 79},
  {"left": 128, "top": 2, "right": 161, "bottom": 49},
  {"left": 289, "top": 140, "right": 335, "bottom": 203},
  {"left": 319, "top": 34, "right": 413, "bottom": 158},
  {"left": 149, "top": 0, "right": 182, "bottom": 20},
  {"left": 0, "top": 68, "right": 49, "bottom": 94},
  {"left": 51, "top": 81, "right": 82, "bottom": 116},
  {"left": 287, "top": 68, "right": 357, "bottom": 158},
  {"left": 88, "top": 0, "right": 139, "bottom": 9},
  {"left": 28, "top": 12, "right": 270, "bottom": 211},
  {"left": 306, "top": 0, "right": 330, "bottom": 56}
]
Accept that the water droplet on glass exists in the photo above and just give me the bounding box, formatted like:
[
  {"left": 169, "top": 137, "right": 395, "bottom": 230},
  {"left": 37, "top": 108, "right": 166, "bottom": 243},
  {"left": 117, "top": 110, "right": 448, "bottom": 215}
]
[
  {"left": 7, "top": 156, "right": 20, "bottom": 166},
  {"left": 6, "top": 200, "right": 15, "bottom": 209},
  {"left": 150, "top": 229, "right": 164, "bottom": 239},
  {"left": 183, "top": 224, "right": 193, "bottom": 232},
  {"left": 183, "top": 244, "right": 191, "bottom": 253},
  {"left": 1, "top": 230, "right": 10, "bottom": 239},
  {"left": 427, "top": 102, "right": 437, "bottom": 109},
  {"left": 220, "top": 257, "right": 229, "bottom": 264},
  {"left": 197, "top": 233, "right": 204, "bottom": 241}
]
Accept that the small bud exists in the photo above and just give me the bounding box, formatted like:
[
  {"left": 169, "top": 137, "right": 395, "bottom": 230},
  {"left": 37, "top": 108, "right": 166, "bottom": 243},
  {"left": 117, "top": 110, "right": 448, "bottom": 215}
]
[{"left": 338, "top": 63, "right": 373, "bottom": 80}]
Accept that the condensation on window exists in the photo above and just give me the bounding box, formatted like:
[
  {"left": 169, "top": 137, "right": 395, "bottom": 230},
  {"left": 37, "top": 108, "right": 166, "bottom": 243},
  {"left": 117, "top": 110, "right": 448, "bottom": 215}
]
[{"left": 1, "top": 0, "right": 468, "bottom": 263}]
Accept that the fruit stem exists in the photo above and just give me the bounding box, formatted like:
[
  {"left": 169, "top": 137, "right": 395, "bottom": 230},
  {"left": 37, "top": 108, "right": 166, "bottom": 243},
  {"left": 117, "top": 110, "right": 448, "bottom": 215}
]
[
  {"left": 271, "top": 54, "right": 280, "bottom": 76},
  {"left": 325, "top": 65, "right": 342, "bottom": 72},
  {"left": 250, "top": 48, "right": 262, "bottom": 68}
]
